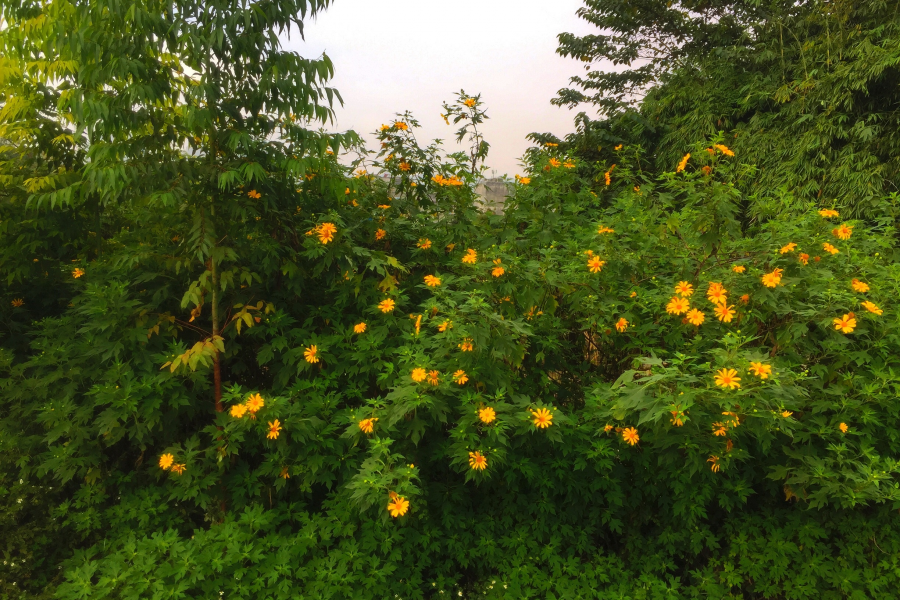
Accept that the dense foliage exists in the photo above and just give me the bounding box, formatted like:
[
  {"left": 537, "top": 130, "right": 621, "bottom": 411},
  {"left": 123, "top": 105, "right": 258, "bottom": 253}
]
[
  {"left": 2, "top": 0, "right": 900, "bottom": 598},
  {"left": 550, "top": 0, "right": 900, "bottom": 216}
]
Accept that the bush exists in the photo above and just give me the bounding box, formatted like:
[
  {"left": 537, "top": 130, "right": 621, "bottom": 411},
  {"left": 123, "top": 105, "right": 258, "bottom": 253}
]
[{"left": 3, "top": 103, "right": 900, "bottom": 597}]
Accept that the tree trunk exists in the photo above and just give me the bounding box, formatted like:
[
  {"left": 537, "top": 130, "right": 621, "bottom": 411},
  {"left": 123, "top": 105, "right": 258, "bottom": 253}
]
[{"left": 211, "top": 256, "right": 223, "bottom": 413}]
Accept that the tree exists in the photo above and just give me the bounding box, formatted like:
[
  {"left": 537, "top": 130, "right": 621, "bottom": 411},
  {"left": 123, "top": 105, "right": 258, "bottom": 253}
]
[{"left": 551, "top": 0, "right": 900, "bottom": 215}]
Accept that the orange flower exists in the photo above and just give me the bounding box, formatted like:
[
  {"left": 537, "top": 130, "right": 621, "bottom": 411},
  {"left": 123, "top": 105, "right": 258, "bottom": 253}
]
[
  {"left": 438, "top": 320, "right": 452, "bottom": 332},
  {"left": 411, "top": 368, "right": 427, "bottom": 383},
  {"left": 714, "top": 368, "right": 741, "bottom": 389},
  {"left": 833, "top": 313, "right": 856, "bottom": 333},
  {"left": 707, "top": 287, "right": 728, "bottom": 305},
  {"left": 304, "top": 345, "right": 319, "bottom": 364},
  {"left": 387, "top": 492, "right": 409, "bottom": 517},
  {"left": 564, "top": 161, "right": 575, "bottom": 168},
  {"left": 666, "top": 296, "right": 690, "bottom": 315},
  {"left": 674, "top": 281, "right": 694, "bottom": 297},
  {"left": 358, "top": 417, "right": 378, "bottom": 434},
  {"left": 11, "top": 298, "right": 23, "bottom": 307},
  {"left": 377, "top": 204, "right": 391, "bottom": 210},
  {"left": 712, "top": 422, "right": 728, "bottom": 436},
  {"left": 799, "top": 253, "right": 809, "bottom": 265},
  {"left": 417, "top": 239, "right": 432, "bottom": 250},
  {"left": 615, "top": 144, "right": 623, "bottom": 150},
  {"left": 851, "top": 279, "right": 869, "bottom": 293},
  {"left": 714, "top": 144, "right": 734, "bottom": 157},
  {"left": 462, "top": 248, "right": 478, "bottom": 264},
  {"left": 378, "top": 298, "right": 395, "bottom": 313},
  {"left": 740, "top": 294, "right": 750, "bottom": 304},
  {"left": 354, "top": 322, "right": 367, "bottom": 334},
  {"left": 412, "top": 314, "right": 422, "bottom": 336},
  {"left": 478, "top": 406, "right": 496, "bottom": 424},
  {"left": 832, "top": 224, "right": 853, "bottom": 240},
  {"left": 630, "top": 291, "right": 637, "bottom": 298},
  {"left": 424, "top": 275, "right": 441, "bottom": 287},
  {"left": 686, "top": 308, "right": 705, "bottom": 326},
  {"left": 761, "top": 268, "right": 783, "bottom": 288},
  {"left": 463, "top": 98, "right": 476, "bottom": 107},
  {"left": 280, "top": 467, "right": 290, "bottom": 479},
  {"left": 615, "top": 318, "right": 628, "bottom": 332},
  {"left": 781, "top": 411, "right": 793, "bottom": 418},
  {"left": 159, "top": 453, "right": 174, "bottom": 470},
  {"left": 779, "top": 242, "right": 797, "bottom": 254},
  {"left": 714, "top": 303, "right": 735, "bottom": 323},
  {"left": 621, "top": 427, "right": 639, "bottom": 445},
  {"left": 399, "top": 161, "right": 411, "bottom": 171},
  {"left": 544, "top": 142, "right": 558, "bottom": 147},
  {"left": 230, "top": 403, "right": 248, "bottom": 418},
  {"left": 453, "top": 370, "right": 469, "bottom": 385},
  {"left": 823, "top": 243, "right": 839, "bottom": 255},
  {"left": 549, "top": 158, "right": 561, "bottom": 168},
  {"left": 248, "top": 190, "right": 261, "bottom": 199},
  {"left": 676, "top": 153, "right": 690, "bottom": 172},
  {"left": 708, "top": 456, "right": 721, "bottom": 472},
  {"left": 468, "top": 450, "right": 488, "bottom": 470},
  {"left": 749, "top": 362, "right": 772, "bottom": 379},
  {"left": 839, "top": 422, "right": 848, "bottom": 433},
  {"left": 604, "top": 170, "right": 611, "bottom": 186},
  {"left": 246, "top": 393, "right": 265, "bottom": 414},
  {"left": 818, "top": 209, "right": 839, "bottom": 218},
  {"left": 732, "top": 265, "right": 745, "bottom": 273},
  {"left": 427, "top": 370, "right": 440, "bottom": 386},
  {"left": 707, "top": 281, "right": 725, "bottom": 295},
  {"left": 316, "top": 223, "right": 337, "bottom": 244},
  {"left": 587, "top": 256, "right": 606, "bottom": 273},
  {"left": 393, "top": 121, "right": 408, "bottom": 130},
  {"left": 492, "top": 261, "right": 505, "bottom": 277},
  {"left": 375, "top": 228, "right": 386, "bottom": 240},
  {"left": 531, "top": 407, "right": 553, "bottom": 428},
  {"left": 458, "top": 338, "right": 474, "bottom": 352},
  {"left": 170, "top": 463, "right": 186, "bottom": 475},
  {"left": 861, "top": 301, "right": 882, "bottom": 315},
  {"left": 267, "top": 419, "right": 282, "bottom": 440},
  {"left": 722, "top": 411, "right": 740, "bottom": 428},
  {"left": 72, "top": 268, "right": 85, "bottom": 278},
  {"left": 597, "top": 226, "right": 615, "bottom": 234}
]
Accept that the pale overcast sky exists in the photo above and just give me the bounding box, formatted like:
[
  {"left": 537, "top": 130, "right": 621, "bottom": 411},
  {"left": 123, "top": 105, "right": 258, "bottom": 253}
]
[{"left": 283, "top": 0, "right": 598, "bottom": 177}]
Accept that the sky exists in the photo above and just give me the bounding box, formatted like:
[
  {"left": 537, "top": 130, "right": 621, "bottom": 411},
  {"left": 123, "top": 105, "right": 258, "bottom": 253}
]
[{"left": 281, "top": 0, "right": 598, "bottom": 178}]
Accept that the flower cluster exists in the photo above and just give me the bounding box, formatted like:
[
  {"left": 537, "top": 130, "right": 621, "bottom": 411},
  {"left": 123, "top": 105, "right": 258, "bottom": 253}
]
[
  {"left": 308, "top": 222, "right": 337, "bottom": 244},
  {"left": 158, "top": 453, "right": 186, "bottom": 474},
  {"left": 432, "top": 174, "right": 464, "bottom": 187}
]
